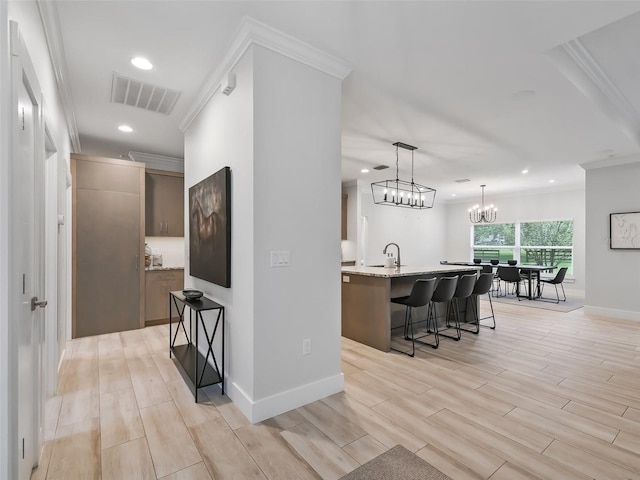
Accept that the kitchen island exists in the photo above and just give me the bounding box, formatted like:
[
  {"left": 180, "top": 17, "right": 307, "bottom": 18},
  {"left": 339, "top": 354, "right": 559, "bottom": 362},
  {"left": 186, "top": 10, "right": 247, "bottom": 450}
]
[{"left": 341, "top": 265, "right": 481, "bottom": 352}]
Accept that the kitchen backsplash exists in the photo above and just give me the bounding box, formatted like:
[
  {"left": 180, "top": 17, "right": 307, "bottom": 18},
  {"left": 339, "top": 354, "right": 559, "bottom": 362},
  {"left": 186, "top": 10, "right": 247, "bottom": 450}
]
[{"left": 145, "top": 237, "right": 185, "bottom": 268}]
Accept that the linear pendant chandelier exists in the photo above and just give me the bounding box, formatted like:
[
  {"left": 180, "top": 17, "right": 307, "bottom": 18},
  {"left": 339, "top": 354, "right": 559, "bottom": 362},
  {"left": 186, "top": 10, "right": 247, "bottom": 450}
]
[
  {"left": 371, "top": 142, "right": 436, "bottom": 209},
  {"left": 469, "top": 184, "right": 497, "bottom": 223}
]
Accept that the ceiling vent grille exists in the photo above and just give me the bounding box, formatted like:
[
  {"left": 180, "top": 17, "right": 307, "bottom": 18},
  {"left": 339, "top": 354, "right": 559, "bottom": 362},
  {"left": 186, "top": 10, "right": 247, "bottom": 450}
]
[
  {"left": 373, "top": 165, "right": 389, "bottom": 170},
  {"left": 110, "top": 73, "right": 181, "bottom": 115},
  {"left": 455, "top": 178, "right": 471, "bottom": 183}
]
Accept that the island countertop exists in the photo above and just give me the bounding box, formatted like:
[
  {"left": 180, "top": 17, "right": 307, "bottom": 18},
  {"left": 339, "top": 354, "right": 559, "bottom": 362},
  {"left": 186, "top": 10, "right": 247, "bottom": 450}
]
[
  {"left": 341, "top": 264, "right": 480, "bottom": 278},
  {"left": 341, "top": 264, "right": 481, "bottom": 352}
]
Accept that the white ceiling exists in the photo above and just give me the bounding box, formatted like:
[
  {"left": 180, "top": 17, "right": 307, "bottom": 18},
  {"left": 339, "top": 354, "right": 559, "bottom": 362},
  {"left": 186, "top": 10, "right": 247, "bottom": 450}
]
[{"left": 54, "top": 1, "right": 640, "bottom": 202}]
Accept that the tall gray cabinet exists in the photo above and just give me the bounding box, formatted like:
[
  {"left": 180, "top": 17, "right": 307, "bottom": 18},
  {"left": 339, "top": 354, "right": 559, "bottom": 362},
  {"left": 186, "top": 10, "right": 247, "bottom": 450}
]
[{"left": 72, "top": 154, "right": 145, "bottom": 338}]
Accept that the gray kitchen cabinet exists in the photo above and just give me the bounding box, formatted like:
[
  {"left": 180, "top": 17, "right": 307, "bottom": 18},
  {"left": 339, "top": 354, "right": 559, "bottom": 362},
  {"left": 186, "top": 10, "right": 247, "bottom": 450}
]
[
  {"left": 342, "top": 193, "right": 348, "bottom": 240},
  {"left": 72, "top": 154, "right": 145, "bottom": 338},
  {"left": 145, "top": 269, "right": 184, "bottom": 325},
  {"left": 145, "top": 170, "right": 184, "bottom": 236}
]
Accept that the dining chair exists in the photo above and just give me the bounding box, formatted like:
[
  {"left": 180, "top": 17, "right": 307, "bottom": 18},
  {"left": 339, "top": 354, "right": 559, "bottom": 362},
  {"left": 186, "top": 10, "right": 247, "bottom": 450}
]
[
  {"left": 390, "top": 278, "right": 437, "bottom": 357},
  {"left": 539, "top": 267, "right": 568, "bottom": 303},
  {"left": 496, "top": 266, "right": 526, "bottom": 300}
]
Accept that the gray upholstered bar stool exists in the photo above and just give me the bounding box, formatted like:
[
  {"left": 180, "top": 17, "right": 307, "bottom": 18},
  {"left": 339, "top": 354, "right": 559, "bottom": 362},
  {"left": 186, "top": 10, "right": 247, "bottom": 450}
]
[
  {"left": 425, "top": 276, "right": 459, "bottom": 348},
  {"left": 463, "top": 272, "right": 496, "bottom": 333},
  {"left": 390, "top": 278, "right": 437, "bottom": 357},
  {"left": 441, "top": 274, "right": 476, "bottom": 341}
]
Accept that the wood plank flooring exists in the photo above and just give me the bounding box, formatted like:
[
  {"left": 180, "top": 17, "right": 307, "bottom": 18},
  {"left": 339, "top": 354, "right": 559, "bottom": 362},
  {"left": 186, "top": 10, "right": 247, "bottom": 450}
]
[{"left": 32, "top": 301, "right": 640, "bottom": 479}]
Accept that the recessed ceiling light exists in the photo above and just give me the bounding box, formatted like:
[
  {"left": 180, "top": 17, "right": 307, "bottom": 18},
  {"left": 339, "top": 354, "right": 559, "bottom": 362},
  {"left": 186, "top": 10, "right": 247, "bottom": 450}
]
[
  {"left": 549, "top": 179, "right": 555, "bottom": 183},
  {"left": 131, "top": 57, "right": 153, "bottom": 70},
  {"left": 361, "top": 169, "right": 369, "bottom": 173},
  {"left": 118, "top": 125, "right": 133, "bottom": 133},
  {"left": 522, "top": 169, "right": 529, "bottom": 174},
  {"left": 451, "top": 193, "right": 456, "bottom": 197}
]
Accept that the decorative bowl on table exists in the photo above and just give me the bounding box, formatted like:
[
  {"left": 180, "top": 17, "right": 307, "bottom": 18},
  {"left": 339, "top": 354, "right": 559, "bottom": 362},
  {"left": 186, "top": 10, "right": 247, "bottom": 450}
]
[
  {"left": 473, "top": 258, "right": 482, "bottom": 264},
  {"left": 490, "top": 259, "right": 500, "bottom": 265},
  {"left": 182, "top": 289, "right": 203, "bottom": 300},
  {"left": 507, "top": 259, "right": 517, "bottom": 266}
]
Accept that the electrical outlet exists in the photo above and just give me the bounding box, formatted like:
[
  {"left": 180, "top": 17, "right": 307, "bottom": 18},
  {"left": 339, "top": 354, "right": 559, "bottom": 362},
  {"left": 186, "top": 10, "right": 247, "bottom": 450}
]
[{"left": 302, "top": 338, "right": 311, "bottom": 356}]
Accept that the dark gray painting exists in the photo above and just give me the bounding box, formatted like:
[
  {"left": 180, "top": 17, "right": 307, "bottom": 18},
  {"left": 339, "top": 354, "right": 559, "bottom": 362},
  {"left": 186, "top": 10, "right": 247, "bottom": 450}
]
[{"left": 189, "top": 167, "right": 231, "bottom": 287}]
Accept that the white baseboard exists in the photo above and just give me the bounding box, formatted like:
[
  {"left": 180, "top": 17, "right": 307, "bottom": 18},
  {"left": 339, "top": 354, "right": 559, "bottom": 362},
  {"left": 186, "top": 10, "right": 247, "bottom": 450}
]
[
  {"left": 584, "top": 305, "right": 640, "bottom": 322},
  {"left": 227, "top": 373, "right": 344, "bottom": 424}
]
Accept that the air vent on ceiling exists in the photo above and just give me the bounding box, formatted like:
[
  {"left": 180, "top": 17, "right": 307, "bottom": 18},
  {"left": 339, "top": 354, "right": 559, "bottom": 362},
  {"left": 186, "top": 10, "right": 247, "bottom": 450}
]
[
  {"left": 455, "top": 178, "right": 471, "bottom": 183},
  {"left": 110, "top": 73, "right": 181, "bottom": 115},
  {"left": 373, "top": 165, "right": 389, "bottom": 170}
]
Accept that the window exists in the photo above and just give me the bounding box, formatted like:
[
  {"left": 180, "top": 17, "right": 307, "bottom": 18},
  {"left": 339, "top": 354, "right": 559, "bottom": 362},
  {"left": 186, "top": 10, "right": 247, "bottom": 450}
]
[
  {"left": 473, "top": 224, "right": 515, "bottom": 263},
  {"left": 472, "top": 220, "right": 574, "bottom": 275}
]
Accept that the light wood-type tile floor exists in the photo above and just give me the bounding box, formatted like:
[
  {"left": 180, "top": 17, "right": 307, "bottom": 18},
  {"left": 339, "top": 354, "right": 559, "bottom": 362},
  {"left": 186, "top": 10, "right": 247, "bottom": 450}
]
[{"left": 32, "top": 300, "right": 640, "bottom": 479}]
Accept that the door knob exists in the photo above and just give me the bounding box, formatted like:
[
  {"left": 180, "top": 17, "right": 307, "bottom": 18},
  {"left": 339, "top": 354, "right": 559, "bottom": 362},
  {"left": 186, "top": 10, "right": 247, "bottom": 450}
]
[{"left": 31, "top": 297, "right": 48, "bottom": 311}]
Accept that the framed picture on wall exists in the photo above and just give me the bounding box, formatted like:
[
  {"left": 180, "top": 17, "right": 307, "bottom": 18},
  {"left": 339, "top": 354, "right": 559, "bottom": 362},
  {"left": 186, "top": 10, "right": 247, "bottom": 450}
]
[
  {"left": 610, "top": 211, "right": 640, "bottom": 249},
  {"left": 189, "top": 167, "right": 231, "bottom": 287}
]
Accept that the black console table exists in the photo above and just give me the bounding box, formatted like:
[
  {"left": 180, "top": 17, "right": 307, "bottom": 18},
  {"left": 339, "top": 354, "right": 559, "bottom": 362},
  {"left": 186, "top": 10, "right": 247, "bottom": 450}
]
[{"left": 169, "top": 291, "right": 225, "bottom": 402}]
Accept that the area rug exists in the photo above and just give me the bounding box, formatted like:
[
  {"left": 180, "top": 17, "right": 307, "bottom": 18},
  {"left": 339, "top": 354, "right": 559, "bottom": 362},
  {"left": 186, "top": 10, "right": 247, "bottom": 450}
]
[
  {"left": 339, "top": 445, "right": 452, "bottom": 480},
  {"left": 486, "top": 294, "right": 584, "bottom": 312}
]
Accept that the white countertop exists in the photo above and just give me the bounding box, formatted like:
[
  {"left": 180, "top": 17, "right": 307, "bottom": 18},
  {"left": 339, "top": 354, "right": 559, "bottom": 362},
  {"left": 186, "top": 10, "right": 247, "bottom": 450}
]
[{"left": 341, "top": 264, "right": 481, "bottom": 278}]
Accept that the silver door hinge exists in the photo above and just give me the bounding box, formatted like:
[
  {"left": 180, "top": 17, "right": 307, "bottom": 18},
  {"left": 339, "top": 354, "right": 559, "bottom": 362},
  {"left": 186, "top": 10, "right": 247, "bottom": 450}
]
[
  {"left": 21, "top": 107, "right": 25, "bottom": 131},
  {"left": 22, "top": 274, "right": 25, "bottom": 294}
]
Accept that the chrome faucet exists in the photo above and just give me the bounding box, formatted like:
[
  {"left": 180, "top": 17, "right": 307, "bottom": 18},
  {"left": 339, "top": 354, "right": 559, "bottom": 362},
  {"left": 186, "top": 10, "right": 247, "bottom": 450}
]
[{"left": 383, "top": 243, "right": 401, "bottom": 268}]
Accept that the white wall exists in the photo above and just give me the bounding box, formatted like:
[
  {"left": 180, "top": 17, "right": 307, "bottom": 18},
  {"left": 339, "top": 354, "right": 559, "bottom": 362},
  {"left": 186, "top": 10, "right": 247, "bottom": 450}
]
[
  {"left": 185, "top": 38, "right": 345, "bottom": 423},
  {"left": 252, "top": 45, "right": 342, "bottom": 409},
  {"left": 444, "top": 187, "right": 586, "bottom": 294},
  {"left": 184, "top": 48, "right": 256, "bottom": 403},
  {"left": 584, "top": 159, "right": 640, "bottom": 320},
  {"left": 1, "top": 2, "right": 12, "bottom": 476},
  {"left": 2, "top": 2, "right": 72, "bottom": 477},
  {"left": 359, "top": 187, "right": 447, "bottom": 267}
]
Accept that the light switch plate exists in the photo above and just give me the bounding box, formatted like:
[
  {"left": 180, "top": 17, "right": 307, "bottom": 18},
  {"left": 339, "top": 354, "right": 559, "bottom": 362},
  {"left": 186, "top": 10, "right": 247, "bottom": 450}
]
[{"left": 270, "top": 250, "right": 291, "bottom": 267}]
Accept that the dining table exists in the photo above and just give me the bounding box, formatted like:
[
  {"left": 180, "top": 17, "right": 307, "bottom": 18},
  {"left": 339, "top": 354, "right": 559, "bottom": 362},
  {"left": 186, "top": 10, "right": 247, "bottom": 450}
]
[{"left": 447, "top": 262, "right": 556, "bottom": 300}]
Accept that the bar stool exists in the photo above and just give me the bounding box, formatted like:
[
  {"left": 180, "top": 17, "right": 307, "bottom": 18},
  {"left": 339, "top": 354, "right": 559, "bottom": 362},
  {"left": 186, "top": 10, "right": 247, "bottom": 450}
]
[
  {"left": 463, "top": 272, "right": 496, "bottom": 333},
  {"left": 424, "top": 276, "right": 459, "bottom": 348},
  {"left": 441, "top": 274, "right": 476, "bottom": 341},
  {"left": 390, "top": 278, "right": 437, "bottom": 357}
]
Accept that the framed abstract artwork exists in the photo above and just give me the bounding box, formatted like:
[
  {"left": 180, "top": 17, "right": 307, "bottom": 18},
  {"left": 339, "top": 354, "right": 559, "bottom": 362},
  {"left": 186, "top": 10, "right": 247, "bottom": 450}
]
[
  {"left": 189, "top": 167, "right": 231, "bottom": 287},
  {"left": 610, "top": 211, "right": 640, "bottom": 250}
]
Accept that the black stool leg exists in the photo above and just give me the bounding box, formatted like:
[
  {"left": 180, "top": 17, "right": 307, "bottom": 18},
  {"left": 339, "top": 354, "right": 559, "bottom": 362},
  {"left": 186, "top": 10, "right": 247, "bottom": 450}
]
[
  {"left": 390, "top": 305, "right": 416, "bottom": 357},
  {"left": 439, "top": 300, "right": 461, "bottom": 341},
  {"left": 411, "top": 303, "right": 439, "bottom": 349}
]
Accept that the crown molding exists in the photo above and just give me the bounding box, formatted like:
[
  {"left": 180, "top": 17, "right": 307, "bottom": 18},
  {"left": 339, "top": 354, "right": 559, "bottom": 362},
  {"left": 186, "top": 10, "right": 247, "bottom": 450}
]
[
  {"left": 550, "top": 37, "right": 640, "bottom": 145},
  {"left": 128, "top": 151, "right": 184, "bottom": 172},
  {"left": 37, "top": 0, "right": 81, "bottom": 152},
  {"left": 179, "top": 16, "right": 353, "bottom": 132},
  {"left": 581, "top": 153, "right": 640, "bottom": 170}
]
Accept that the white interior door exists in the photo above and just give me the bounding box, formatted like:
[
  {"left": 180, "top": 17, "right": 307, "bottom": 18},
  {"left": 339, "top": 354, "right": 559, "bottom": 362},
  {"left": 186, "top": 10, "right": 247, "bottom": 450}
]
[{"left": 12, "top": 22, "right": 45, "bottom": 480}]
